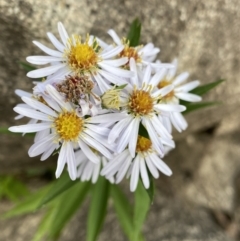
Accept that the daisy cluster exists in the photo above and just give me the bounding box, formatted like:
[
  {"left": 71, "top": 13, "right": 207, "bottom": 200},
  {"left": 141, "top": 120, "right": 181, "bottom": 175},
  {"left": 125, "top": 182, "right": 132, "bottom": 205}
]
[{"left": 9, "top": 22, "right": 202, "bottom": 191}]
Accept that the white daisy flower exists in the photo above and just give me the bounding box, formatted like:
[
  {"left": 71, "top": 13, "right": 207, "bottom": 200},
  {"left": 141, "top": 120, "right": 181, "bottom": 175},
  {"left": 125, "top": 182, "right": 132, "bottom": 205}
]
[
  {"left": 9, "top": 84, "right": 115, "bottom": 180},
  {"left": 95, "top": 59, "right": 186, "bottom": 158},
  {"left": 156, "top": 59, "right": 202, "bottom": 132},
  {"left": 26, "top": 22, "right": 133, "bottom": 93},
  {"left": 75, "top": 149, "right": 114, "bottom": 184},
  {"left": 107, "top": 29, "right": 172, "bottom": 69},
  {"left": 101, "top": 135, "right": 172, "bottom": 192}
]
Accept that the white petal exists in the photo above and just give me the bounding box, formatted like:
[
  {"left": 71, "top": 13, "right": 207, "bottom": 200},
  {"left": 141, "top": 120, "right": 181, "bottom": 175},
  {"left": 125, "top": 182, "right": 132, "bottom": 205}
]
[
  {"left": 175, "top": 80, "right": 200, "bottom": 92},
  {"left": 175, "top": 92, "right": 202, "bottom": 102},
  {"left": 86, "top": 113, "right": 128, "bottom": 124},
  {"left": 130, "top": 155, "right": 140, "bottom": 192},
  {"left": 47, "top": 32, "right": 65, "bottom": 52},
  {"left": 82, "top": 134, "right": 112, "bottom": 159},
  {"left": 40, "top": 143, "right": 58, "bottom": 161},
  {"left": 15, "top": 89, "right": 31, "bottom": 98},
  {"left": 139, "top": 156, "right": 150, "bottom": 189},
  {"left": 55, "top": 143, "right": 67, "bottom": 178},
  {"left": 45, "top": 85, "right": 72, "bottom": 111},
  {"left": 152, "top": 85, "right": 174, "bottom": 98},
  {"left": 149, "top": 68, "right": 167, "bottom": 86},
  {"left": 98, "top": 70, "right": 128, "bottom": 85},
  {"left": 91, "top": 162, "right": 101, "bottom": 183},
  {"left": 94, "top": 73, "right": 111, "bottom": 93},
  {"left": 129, "top": 58, "right": 138, "bottom": 87},
  {"left": 102, "top": 57, "right": 128, "bottom": 67},
  {"left": 78, "top": 139, "right": 99, "bottom": 164},
  {"left": 58, "top": 22, "right": 69, "bottom": 46},
  {"left": 116, "top": 155, "right": 132, "bottom": 183},
  {"left": 98, "top": 62, "right": 134, "bottom": 78},
  {"left": 100, "top": 45, "right": 124, "bottom": 59},
  {"left": 150, "top": 115, "right": 172, "bottom": 139},
  {"left": 66, "top": 142, "right": 77, "bottom": 180},
  {"left": 173, "top": 72, "right": 189, "bottom": 86},
  {"left": 150, "top": 153, "right": 172, "bottom": 176},
  {"left": 22, "top": 96, "right": 58, "bottom": 117},
  {"left": 42, "top": 95, "right": 61, "bottom": 112},
  {"left": 166, "top": 58, "right": 178, "bottom": 80},
  {"left": 128, "top": 118, "right": 140, "bottom": 157},
  {"left": 27, "top": 56, "right": 63, "bottom": 65},
  {"left": 34, "top": 128, "right": 50, "bottom": 143},
  {"left": 116, "top": 118, "right": 135, "bottom": 153},
  {"left": 32, "top": 41, "right": 63, "bottom": 57},
  {"left": 9, "top": 122, "right": 51, "bottom": 133},
  {"left": 13, "top": 107, "right": 51, "bottom": 121},
  {"left": 145, "top": 155, "right": 159, "bottom": 178},
  {"left": 28, "top": 134, "right": 54, "bottom": 157},
  {"left": 108, "top": 116, "right": 132, "bottom": 144},
  {"left": 107, "top": 29, "right": 122, "bottom": 45},
  {"left": 143, "top": 65, "right": 152, "bottom": 85},
  {"left": 144, "top": 119, "right": 164, "bottom": 157},
  {"left": 155, "top": 104, "right": 186, "bottom": 112},
  {"left": 27, "top": 63, "right": 66, "bottom": 78}
]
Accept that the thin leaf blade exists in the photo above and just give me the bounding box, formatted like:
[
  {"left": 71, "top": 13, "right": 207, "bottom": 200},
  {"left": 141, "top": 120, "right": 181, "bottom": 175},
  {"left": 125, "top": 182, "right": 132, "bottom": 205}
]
[
  {"left": 183, "top": 101, "right": 221, "bottom": 114},
  {"left": 111, "top": 185, "right": 133, "bottom": 239},
  {"left": 127, "top": 18, "right": 141, "bottom": 47},
  {"left": 86, "top": 177, "right": 110, "bottom": 241},
  {"left": 190, "top": 79, "right": 225, "bottom": 96},
  {"left": 132, "top": 181, "right": 150, "bottom": 241},
  {"left": 37, "top": 172, "right": 78, "bottom": 209}
]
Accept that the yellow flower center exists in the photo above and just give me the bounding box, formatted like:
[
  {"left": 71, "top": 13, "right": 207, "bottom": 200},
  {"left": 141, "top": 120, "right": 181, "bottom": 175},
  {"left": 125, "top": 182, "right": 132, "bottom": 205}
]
[
  {"left": 157, "top": 80, "right": 175, "bottom": 99},
  {"left": 128, "top": 89, "right": 153, "bottom": 115},
  {"left": 136, "top": 135, "right": 152, "bottom": 153},
  {"left": 118, "top": 39, "right": 142, "bottom": 68},
  {"left": 54, "top": 112, "right": 83, "bottom": 141},
  {"left": 66, "top": 35, "right": 100, "bottom": 73}
]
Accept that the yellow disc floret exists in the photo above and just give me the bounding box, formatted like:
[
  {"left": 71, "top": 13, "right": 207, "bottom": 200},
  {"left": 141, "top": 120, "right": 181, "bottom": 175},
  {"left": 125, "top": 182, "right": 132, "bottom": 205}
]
[
  {"left": 66, "top": 35, "right": 100, "bottom": 73},
  {"left": 54, "top": 112, "right": 83, "bottom": 141},
  {"left": 136, "top": 135, "right": 152, "bottom": 153},
  {"left": 118, "top": 39, "right": 142, "bottom": 68},
  {"left": 128, "top": 89, "right": 153, "bottom": 115},
  {"left": 157, "top": 80, "right": 175, "bottom": 99}
]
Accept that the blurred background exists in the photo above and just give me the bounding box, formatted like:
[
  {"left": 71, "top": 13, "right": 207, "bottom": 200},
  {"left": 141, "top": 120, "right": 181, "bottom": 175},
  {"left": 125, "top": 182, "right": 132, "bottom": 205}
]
[{"left": 0, "top": 0, "right": 240, "bottom": 240}]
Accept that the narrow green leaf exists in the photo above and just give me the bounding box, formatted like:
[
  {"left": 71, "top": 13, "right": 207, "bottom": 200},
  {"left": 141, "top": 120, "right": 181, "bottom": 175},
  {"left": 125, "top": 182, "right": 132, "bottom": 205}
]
[
  {"left": 111, "top": 185, "right": 133, "bottom": 239},
  {"left": 49, "top": 181, "right": 91, "bottom": 239},
  {"left": 37, "top": 172, "right": 78, "bottom": 209},
  {"left": 144, "top": 175, "right": 155, "bottom": 203},
  {"left": 19, "top": 61, "right": 36, "bottom": 71},
  {"left": 127, "top": 18, "right": 141, "bottom": 47},
  {"left": 3, "top": 185, "right": 51, "bottom": 219},
  {"left": 132, "top": 181, "right": 150, "bottom": 241},
  {"left": 139, "top": 122, "right": 149, "bottom": 139},
  {"left": 190, "top": 79, "right": 225, "bottom": 96},
  {"left": 32, "top": 207, "right": 56, "bottom": 241},
  {"left": 0, "top": 176, "right": 29, "bottom": 201},
  {"left": 86, "top": 177, "right": 110, "bottom": 241},
  {"left": 183, "top": 101, "right": 221, "bottom": 114}
]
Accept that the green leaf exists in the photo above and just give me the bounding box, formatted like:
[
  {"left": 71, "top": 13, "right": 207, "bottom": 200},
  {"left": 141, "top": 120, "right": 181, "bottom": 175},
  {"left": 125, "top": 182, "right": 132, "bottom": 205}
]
[
  {"left": 48, "top": 181, "right": 91, "bottom": 239},
  {"left": 33, "top": 181, "right": 90, "bottom": 241},
  {"left": 190, "top": 79, "right": 225, "bottom": 96},
  {"left": 19, "top": 61, "right": 36, "bottom": 71},
  {"left": 144, "top": 175, "right": 155, "bottom": 203},
  {"left": 132, "top": 181, "right": 150, "bottom": 241},
  {"left": 32, "top": 207, "right": 56, "bottom": 241},
  {"left": 183, "top": 101, "right": 221, "bottom": 114},
  {"left": 37, "top": 172, "right": 78, "bottom": 209},
  {"left": 0, "top": 176, "right": 29, "bottom": 201},
  {"left": 138, "top": 122, "right": 149, "bottom": 139},
  {"left": 111, "top": 185, "right": 133, "bottom": 239},
  {"left": 127, "top": 18, "right": 141, "bottom": 47},
  {"left": 3, "top": 185, "right": 51, "bottom": 219},
  {"left": 86, "top": 177, "right": 110, "bottom": 241}
]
